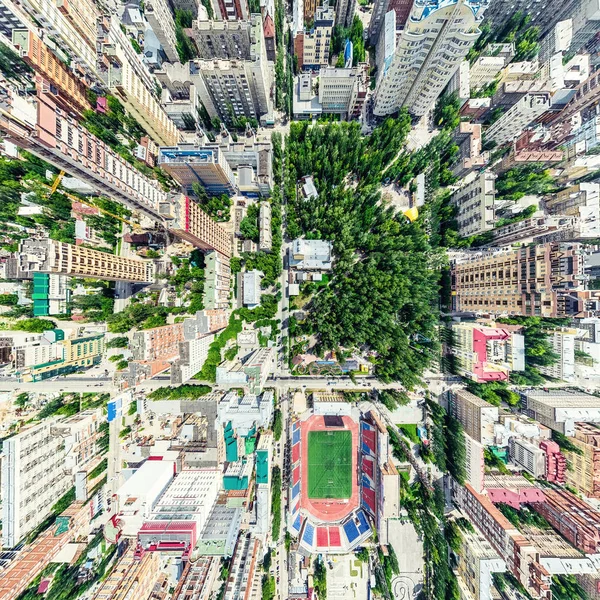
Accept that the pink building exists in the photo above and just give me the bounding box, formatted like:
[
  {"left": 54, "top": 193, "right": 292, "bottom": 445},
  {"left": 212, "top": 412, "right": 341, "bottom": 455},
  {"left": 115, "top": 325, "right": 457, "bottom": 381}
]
[
  {"left": 539, "top": 440, "right": 567, "bottom": 484},
  {"left": 452, "top": 322, "right": 526, "bottom": 383}
]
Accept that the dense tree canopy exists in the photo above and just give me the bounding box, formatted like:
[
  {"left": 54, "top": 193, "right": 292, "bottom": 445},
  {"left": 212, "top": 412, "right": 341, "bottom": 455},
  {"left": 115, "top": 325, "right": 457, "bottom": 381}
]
[{"left": 284, "top": 118, "right": 440, "bottom": 386}]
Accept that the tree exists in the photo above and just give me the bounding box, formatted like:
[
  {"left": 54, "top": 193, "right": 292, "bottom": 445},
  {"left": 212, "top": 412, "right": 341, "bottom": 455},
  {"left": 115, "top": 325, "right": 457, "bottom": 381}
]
[
  {"left": 15, "top": 392, "right": 29, "bottom": 409},
  {"left": 0, "top": 294, "right": 18, "bottom": 306},
  {"left": 433, "top": 93, "right": 461, "bottom": 130},
  {"left": 13, "top": 318, "right": 56, "bottom": 333}
]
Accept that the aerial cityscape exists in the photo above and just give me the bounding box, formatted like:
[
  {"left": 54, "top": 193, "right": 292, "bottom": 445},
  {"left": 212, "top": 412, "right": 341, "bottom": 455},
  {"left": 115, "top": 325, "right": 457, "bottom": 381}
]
[{"left": 2, "top": 0, "right": 600, "bottom": 598}]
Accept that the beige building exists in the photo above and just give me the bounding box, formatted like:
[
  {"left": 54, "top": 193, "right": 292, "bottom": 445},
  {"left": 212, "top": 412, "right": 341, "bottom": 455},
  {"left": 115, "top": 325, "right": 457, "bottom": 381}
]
[
  {"left": 456, "top": 529, "right": 506, "bottom": 600},
  {"left": 451, "top": 171, "right": 497, "bottom": 237},
  {"left": 450, "top": 389, "right": 498, "bottom": 445},
  {"left": 167, "top": 195, "right": 232, "bottom": 257},
  {"left": 97, "top": 16, "right": 180, "bottom": 146},
  {"left": 296, "top": 5, "right": 334, "bottom": 69},
  {"left": 145, "top": 0, "right": 179, "bottom": 62},
  {"left": 19, "top": 239, "right": 155, "bottom": 282},
  {"left": 538, "top": 328, "right": 577, "bottom": 381},
  {"left": 452, "top": 122, "right": 490, "bottom": 178},
  {"left": 485, "top": 92, "right": 552, "bottom": 146},
  {"left": 564, "top": 423, "right": 600, "bottom": 499},
  {"left": 451, "top": 242, "right": 600, "bottom": 317}
]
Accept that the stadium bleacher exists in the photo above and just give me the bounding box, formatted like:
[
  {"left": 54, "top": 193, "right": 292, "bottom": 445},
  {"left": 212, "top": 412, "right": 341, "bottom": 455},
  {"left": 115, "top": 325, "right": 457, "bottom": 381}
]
[
  {"left": 303, "top": 523, "right": 315, "bottom": 546},
  {"left": 329, "top": 527, "right": 341, "bottom": 547},
  {"left": 317, "top": 527, "right": 328, "bottom": 547},
  {"left": 343, "top": 519, "right": 359, "bottom": 544},
  {"left": 356, "top": 510, "right": 370, "bottom": 535}
]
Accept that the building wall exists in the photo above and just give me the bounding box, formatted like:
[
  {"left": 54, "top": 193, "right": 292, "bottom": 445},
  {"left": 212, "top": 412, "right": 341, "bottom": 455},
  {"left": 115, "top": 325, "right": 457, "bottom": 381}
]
[
  {"left": 145, "top": 0, "right": 179, "bottom": 62},
  {"left": 508, "top": 437, "right": 546, "bottom": 478},
  {"left": 374, "top": 0, "right": 488, "bottom": 117},
  {"left": 484, "top": 93, "right": 551, "bottom": 146},
  {"left": 451, "top": 243, "right": 597, "bottom": 317},
  {"left": 19, "top": 239, "right": 155, "bottom": 282},
  {"left": 451, "top": 171, "right": 496, "bottom": 236},
  {"left": 450, "top": 389, "right": 498, "bottom": 445},
  {"left": 565, "top": 424, "right": 600, "bottom": 499},
  {"left": 191, "top": 18, "right": 252, "bottom": 59},
  {"left": 2, "top": 419, "right": 73, "bottom": 547},
  {"left": 538, "top": 329, "right": 576, "bottom": 381}
]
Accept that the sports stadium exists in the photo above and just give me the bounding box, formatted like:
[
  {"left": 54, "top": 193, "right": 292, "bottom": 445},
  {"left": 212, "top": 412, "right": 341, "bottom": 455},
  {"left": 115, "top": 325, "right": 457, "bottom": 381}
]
[{"left": 289, "top": 393, "right": 397, "bottom": 554}]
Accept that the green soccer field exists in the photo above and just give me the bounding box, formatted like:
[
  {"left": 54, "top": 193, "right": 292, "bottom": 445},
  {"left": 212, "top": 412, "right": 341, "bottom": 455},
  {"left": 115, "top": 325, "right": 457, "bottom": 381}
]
[{"left": 307, "top": 429, "right": 352, "bottom": 499}]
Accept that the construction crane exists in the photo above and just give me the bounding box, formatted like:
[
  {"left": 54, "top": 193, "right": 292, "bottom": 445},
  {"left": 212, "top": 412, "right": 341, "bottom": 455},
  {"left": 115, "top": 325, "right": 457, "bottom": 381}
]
[
  {"left": 39, "top": 180, "right": 141, "bottom": 231},
  {"left": 49, "top": 170, "right": 65, "bottom": 195}
]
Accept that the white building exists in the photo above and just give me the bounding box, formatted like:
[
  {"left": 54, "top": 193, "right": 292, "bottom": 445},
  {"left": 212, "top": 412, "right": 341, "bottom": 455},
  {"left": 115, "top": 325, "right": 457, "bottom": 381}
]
[
  {"left": 470, "top": 57, "right": 506, "bottom": 90},
  {"left": 319, "top": 66, "right": 367, "bottom": 118},
  {"left": 170, "top": 334, "right": 216, "bottom": 384},
  {"left": 2, "top": 409, "right": 103, "bottom": 547},
  {"left": 519, "top": 389, "right": 600, "bottom": 436},
  {"left": 243, "top": 270, "right": 263, "bottom": 308},
  {"left": 451, "top": 170, "right": 497, "bottom": 237},
  {"left": 259, "top": 203, "right": 272, "bottom": 252},
  {"left": 149, "top": 469, "right": 220, "bottom": 531},
  {"left": 464, "top": 433, "right": 485, "bottom": 493},
  {"left": 289, "top": 239, "right": 333, "bottom": 270},
  {"left": 375, "top": 11, "right": 396, "bottom": 87},
  {"left": 217, "top": 390, "right": 274, "bottom": 436},
  {"left": 145, "top": 0, "right": 179, "bottom": 62},
  {"left": 484, "top": 93, "right": 552, "bottom": 146},
  {"left": 115, "top": 459, "right": 175, "bottom": 535},
  {"left": 544, "top": 183, "right": 600, "bottom": 239},
  {"left": 456, "top": 529, "right": 506, "bottom": 600},
  {"left": 254, "top": 433, "right": 272, "bottom": 535},
  {"left": 373, "top": 0, "right": 489, "bottom": 117},
  {"left": 508, "top": 437, "right": 547, "bottom": 478},
  {"left": 538, "top": 328, "right": 577, "bottom": 381}
]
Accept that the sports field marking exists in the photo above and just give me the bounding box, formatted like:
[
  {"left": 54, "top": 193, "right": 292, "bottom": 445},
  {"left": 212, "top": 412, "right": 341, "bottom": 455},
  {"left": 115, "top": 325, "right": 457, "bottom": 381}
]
[{"left": 307, "top": 429, "right": 352, "bottom": 499}]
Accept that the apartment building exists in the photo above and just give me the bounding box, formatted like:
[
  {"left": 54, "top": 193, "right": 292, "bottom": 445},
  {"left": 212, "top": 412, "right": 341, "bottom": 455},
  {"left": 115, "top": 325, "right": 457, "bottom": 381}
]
[
  {"left": 18, "top": 332, "right": 105, "bottom": 382},
  {"left": 225, "top": 534, "right": 262, "bottom": 599},
  {"left": 453, "top": 482, "right": 552, "bottom": 600},
  {"left": 497, "top": 146, "right": 564, "bottom": 174},
  {"left": 450, "top": 389, "right": 498, "bottom": 445},
  {"left": 508, "top": 437, "right": 547, "bottom": 478},
  {"left": 204, "top": 250, "right": 232, "bottom": 310},
  {"left": 544, "top": 183, "right": 600, "bottom": 239},
  {"left": 368, "top": 0, "right": 414, "bottom": 44},
  {"left": 564, "top": 115, "right": 600, "bottom": 159},
  {"left": 563, "top": 423, "right": 600, "bottom": 499},
  {"left": 19, "top": 239, "right": 155, "bottom": 282},
  {"left": 2, "top": 410, "right": 102, "bottom": 547},
  {"left": 259, "top": 202, "right": 272, "bottom": 252},
  {"left": 208, "top": 0, "right": 249, "bottom": 20},
  {"left": 451, "top": 171, "right": 497, "bottom": 237},
  {"left": 255, "top": 432, "right": 272, "bottom": 535},
  {"left": 451, "top": 322, "right": 525, "bottom": 383},
  {"left": 464, "top": 433, "right": 485, "bottom": 493},
  {"left": 486, "top": 215, "right": 578, "bottom": 247},
  {"left": 131, "top": 323, "right": 186, "bottom": 362},
  {"left": 533, "top": 488, "right": 600, "bottom": 554},
  {"left": 456, "top": 529, "right": 506, "bottom": 600},
  {"left": 519, "top": 389, "right": 600, "bottom": 435},
  {"left": 191, "top": 17, "right": 254, "bottom": 59},
  {"left": 485, "top": 93, "right": 552, "bottom": 146},
  {"left": 166, "top": 195, "right": 232, "bottom": 257},
  {"left": 170, "top": 333, "right": 216, "bottom": 384},
  {"left": 538, "top": 328, "right": 577, "bottom": 381},
  {"left": 97, "top": 16, "right": 180, "bottom": 147},
  {"left": 451, "top": 123, "right": 490, "bottom": 178},
  {"left": 469, "top": 44, "right": 513, "bottom": 90},
  {"left": 373, "top": 0, "right": 488, "bottom": 117},
  {"left": 145, "top": 0, "right": 179, "bottom": 62},
  {"left": 11, "top": 30, "right": 91, "bottom": 116},
  {"left": 159, "top": 146, "right": 236, "bottom": 195},
  {"left": 451, "top": 243, "right": 600, "bottom": 318},
  {"left": 296, "top": 5, "right": 334, "bottom": 69},
  {"left": 172, "top": 558, "right": 220, "bottom": 600},
  {"left": 243, "top": 270, "right": 262, "bottom": 308},
  {"left": 539, "top": 439, "right": 567, "bottom": 484},
  {"left": 14, "top": 0, "right": 99, "bottom": 82},
  {"left": 0, "top": 89, "right": 167, "bottom": 221},
  {"left": 335, "top": 0, "right": 356, "bottom": 28}
]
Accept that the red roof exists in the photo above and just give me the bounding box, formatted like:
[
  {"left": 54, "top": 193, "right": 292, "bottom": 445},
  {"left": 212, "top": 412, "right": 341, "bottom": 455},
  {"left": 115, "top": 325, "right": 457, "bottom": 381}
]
[
  {"left": 263, "top": 14, "right": 275, "bottom": 38},
  {"left": 139, "top": 521, "right": 196, "bottom": 533}
]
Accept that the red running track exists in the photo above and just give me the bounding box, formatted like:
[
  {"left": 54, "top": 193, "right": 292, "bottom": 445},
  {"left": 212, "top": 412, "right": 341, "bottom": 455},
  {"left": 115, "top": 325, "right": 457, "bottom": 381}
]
[{"left": 299, "top": 414, "right": 359, "bottom": 522}]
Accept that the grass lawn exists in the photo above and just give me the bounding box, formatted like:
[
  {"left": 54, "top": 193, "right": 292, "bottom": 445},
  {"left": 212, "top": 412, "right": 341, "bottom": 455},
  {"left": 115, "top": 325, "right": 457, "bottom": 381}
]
[
  {"left": 398, "top": 424, "right": 419, "bottom": 444},
  {"left": 307, "top": 429, "right": 352, "bottom": 499}
]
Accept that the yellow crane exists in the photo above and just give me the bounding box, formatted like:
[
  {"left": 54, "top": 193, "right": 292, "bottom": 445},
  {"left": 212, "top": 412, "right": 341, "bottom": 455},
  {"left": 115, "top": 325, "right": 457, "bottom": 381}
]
[{"left": 41, "top": 178, "right": 141, "bottom": 231}]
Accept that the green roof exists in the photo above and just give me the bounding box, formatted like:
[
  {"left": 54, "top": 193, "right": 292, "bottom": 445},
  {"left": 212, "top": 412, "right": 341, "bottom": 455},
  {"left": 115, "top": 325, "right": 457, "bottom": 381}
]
[
  {"left": 224, "top": 422, "right": 238, "bottom": 462},
  {"left": 256, "top": 449, "right": 269, "bottom": 484}
]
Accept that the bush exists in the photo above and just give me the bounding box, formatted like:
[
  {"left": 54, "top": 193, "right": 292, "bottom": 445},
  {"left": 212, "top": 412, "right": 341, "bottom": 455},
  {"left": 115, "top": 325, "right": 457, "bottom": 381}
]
[
  {"left": 107, "top": 337, "right": 129, "bottom": 348},
  {"left": 147, "top": 384, "right": 212, "bottom": 400},
  {"left": 13, "top": 318, "right": 56, "bottom": 333}
]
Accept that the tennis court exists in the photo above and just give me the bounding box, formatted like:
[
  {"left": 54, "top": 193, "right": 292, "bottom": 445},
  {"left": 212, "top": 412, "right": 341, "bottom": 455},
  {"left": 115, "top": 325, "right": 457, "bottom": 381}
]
[{"left": 307, "top": 429, "right": 352, "bottom": 499}]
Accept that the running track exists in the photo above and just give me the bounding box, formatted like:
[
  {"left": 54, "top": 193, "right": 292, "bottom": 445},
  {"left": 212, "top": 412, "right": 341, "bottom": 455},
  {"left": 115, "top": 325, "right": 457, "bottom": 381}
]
[{"left": 299, "top": 415, "right": 359, "bottom": 522}]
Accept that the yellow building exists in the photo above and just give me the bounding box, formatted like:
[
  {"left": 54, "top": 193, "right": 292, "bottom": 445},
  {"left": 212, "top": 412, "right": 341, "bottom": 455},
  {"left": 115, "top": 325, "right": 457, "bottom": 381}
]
[
  {"left": 19, "top": 333, "right": 105, "bottom": 382},
  {"left": 564, "top": 423, "right": 600, "bottom": 499}
]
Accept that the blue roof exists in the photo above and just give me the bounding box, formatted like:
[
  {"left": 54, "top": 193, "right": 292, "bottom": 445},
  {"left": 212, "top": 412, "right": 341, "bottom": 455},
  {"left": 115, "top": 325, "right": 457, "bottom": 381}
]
[
  {"left": 344, "top": 520, "right": 359, "bottom": 543},
  {"left": 293, "top": 514, "right": 302, "bottom": 533},
  {"left": 292, "top": 482, "right": 300, "bottom": 499},
  {"left": 303, "top": 523, "right": 314, "bottom": 546},
  {"left": 293, "top": 429, "right": 301, "bottom": 444},
  {"left": 357, "top": 511, "right": 370, "bottom": 534}
]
